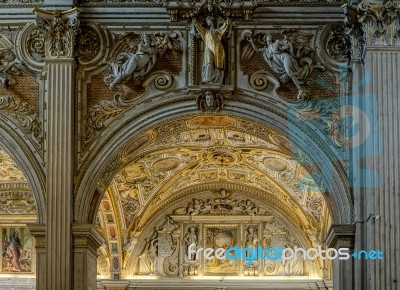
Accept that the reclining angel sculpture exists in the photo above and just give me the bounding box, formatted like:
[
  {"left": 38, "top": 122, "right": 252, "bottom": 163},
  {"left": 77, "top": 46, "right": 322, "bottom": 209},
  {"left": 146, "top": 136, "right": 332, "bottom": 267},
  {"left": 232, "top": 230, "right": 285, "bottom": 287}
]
[
  {"left": 243, "top": 30, "right": 324, "bottom": 100},
  {"left": 104, "top": 33, "right": 174, "bottom": 90}
]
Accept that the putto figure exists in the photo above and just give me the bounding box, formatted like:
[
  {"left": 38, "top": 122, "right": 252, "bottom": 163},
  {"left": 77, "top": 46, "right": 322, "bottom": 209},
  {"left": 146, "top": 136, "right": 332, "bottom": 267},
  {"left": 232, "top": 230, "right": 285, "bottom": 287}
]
[
  {"left": 196, "top": 90, "right": 223, "bottom": 112},
  {"left": 105, "top": 33, "right": 173, "bottom": 90},
  {"left": 244, "top": 30, "right": 324, "bottom": 100},
  {"left": 192, "top": 17, "right": 230, "bottom": 85}
]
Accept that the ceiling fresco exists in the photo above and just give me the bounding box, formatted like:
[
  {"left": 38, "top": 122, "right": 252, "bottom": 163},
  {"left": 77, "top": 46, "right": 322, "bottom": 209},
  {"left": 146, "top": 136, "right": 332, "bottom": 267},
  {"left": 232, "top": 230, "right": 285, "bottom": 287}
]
[
  {"left": 95, "top": 116, "right": 332, "bottom": 280},
  {"left": 0, "top": 148, "right": 37, "bottom": 219}
]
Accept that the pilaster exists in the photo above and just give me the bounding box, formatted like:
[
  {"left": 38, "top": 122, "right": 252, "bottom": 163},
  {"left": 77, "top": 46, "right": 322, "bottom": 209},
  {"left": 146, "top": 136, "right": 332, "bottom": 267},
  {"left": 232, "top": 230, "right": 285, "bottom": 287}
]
[
  {"left": 343, "top": 1, "right": 400, "bottom": 290},
  {"left": 326, "top": 225, "right": 356, "bottom": 290},
  {"left": 33, "top": 7, "right": 80, "bottom": 290},
  {"left": 73, "top": 224, "right": 105, "bottom": 290},
  {"left": 28, "top": 224, "right": 46, "bottom": 290}
]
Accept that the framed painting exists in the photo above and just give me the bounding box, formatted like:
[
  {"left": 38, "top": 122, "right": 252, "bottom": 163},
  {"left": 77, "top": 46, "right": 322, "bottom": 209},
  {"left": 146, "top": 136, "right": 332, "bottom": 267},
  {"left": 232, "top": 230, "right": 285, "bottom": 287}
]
[
  {"left": 203, "top": 224, "right": 240, "bottom": 275},
  {"left": 1, "top": 225, "right": 34, "bottom": 273}
]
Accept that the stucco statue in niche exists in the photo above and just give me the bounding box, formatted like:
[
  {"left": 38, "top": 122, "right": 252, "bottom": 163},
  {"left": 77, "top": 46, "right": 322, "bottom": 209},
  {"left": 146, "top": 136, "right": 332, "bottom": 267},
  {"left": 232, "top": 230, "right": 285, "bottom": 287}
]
[
  {"left": 184, "top": 226, "right": 198, "bottom": 260},
  {"left": 191, "top": 17, "right": 231, "bottom": 84},
  {"left": 138, "top": 238, "right": 158, "bottom": 275},
  {"left": 105, "top": 33, "right": 174, "bottom": 90},
  {"left": 244, "top": 30, "right": 324, "bottom": 100}
]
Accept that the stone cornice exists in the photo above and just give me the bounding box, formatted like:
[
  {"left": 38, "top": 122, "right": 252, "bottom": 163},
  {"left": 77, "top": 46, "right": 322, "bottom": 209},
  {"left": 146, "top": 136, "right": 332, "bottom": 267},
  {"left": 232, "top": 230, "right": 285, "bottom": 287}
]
[{"left": 326, "top": 224, "right": 355, "bottom": 249}]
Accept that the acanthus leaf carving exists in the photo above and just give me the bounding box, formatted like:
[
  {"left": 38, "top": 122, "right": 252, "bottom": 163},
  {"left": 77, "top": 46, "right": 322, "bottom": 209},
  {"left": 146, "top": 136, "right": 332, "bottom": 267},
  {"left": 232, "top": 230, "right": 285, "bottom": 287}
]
[
  {"left": 0, "top": 95, "right": 42, "bottom": 145},
  {"left": 33, "top": 8, "right": 80, "bottom": 59}
]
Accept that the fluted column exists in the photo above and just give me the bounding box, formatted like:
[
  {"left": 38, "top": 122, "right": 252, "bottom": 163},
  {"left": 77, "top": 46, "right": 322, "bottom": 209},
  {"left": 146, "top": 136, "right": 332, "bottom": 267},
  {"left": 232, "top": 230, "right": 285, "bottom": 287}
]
[
  {"left": 34, "top": 8, "right": 80, "bottom": 290},
  {"left": 344, "top": 1, "right": 400, "bottom": 290}
]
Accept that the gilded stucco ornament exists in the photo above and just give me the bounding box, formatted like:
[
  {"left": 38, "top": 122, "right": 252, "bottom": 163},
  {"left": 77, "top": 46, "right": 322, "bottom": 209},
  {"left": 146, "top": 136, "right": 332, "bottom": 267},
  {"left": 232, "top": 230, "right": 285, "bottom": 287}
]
[
  {"left": 357, "top": 0, "right": 400, "bottom": 46},
  {"left": 243, "top": 30, "right": 325, "bottom": 100},
  {"left": 33, "top": 8, "right": 80, "bottom": 59}
]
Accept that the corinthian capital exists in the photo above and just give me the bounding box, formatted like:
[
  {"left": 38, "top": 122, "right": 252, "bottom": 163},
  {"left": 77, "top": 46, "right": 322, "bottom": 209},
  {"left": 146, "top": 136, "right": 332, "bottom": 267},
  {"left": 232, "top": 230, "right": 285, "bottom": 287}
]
[
  {"left": 358, "top": 0, "right": 400, "bottom": 46},
  {"left": 33, "top": 8, "right": 81, "bottom": 59}
]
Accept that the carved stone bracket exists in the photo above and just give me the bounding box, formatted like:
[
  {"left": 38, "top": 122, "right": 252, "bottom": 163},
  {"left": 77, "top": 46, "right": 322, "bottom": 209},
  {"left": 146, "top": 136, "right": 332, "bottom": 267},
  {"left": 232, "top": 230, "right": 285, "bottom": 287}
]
[
  {"left": 326, "top": 224, "right": 355, "bottom": 249},
  {"left": 33, "top": 8, "right": 81, "bottom": 59}
]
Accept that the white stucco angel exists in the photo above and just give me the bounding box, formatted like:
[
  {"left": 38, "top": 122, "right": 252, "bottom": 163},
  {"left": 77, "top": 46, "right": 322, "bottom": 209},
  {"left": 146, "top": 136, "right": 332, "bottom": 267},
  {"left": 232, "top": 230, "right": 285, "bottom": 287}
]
[
  {"left": 243, "top": 30, "right": 324, "bottom": 100},
  {"left": 105, "top": 33, "right": 174, "bottom": 90}
]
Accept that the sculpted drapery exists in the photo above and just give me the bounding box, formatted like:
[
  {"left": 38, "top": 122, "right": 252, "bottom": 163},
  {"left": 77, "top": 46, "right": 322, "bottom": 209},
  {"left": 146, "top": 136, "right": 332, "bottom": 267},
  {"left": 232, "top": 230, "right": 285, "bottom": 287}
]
[{"left": 193, "top": 17, "right": 229, "bottom": 84}]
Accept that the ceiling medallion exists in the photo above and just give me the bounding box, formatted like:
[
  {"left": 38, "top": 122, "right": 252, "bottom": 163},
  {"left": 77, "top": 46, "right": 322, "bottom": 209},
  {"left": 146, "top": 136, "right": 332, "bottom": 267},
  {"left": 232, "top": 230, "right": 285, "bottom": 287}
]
[
  {"left": 264, "top": 157, "right": 287, "bottom": 171},
  {"left": 153, "top": 158, "right": 180, "bottom": 172}
]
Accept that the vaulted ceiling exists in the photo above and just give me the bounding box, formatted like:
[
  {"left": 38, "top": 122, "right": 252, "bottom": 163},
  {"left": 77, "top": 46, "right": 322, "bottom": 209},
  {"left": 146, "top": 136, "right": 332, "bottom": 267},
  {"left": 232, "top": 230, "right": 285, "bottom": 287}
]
[{"left": 95, "top": 115, "right": 332, "bottom": 278}]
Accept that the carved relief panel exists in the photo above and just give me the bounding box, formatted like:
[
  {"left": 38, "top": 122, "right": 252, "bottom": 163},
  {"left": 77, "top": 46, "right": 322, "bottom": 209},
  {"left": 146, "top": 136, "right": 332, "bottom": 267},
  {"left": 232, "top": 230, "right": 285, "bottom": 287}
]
[{"left": 125, "top": 189, "right": 316, "bottom": 278}]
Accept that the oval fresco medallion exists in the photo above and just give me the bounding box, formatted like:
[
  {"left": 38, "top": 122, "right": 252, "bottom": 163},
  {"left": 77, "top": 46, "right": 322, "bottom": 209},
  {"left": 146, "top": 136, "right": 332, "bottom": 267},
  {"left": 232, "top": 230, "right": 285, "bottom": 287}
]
[
  {"left": 153, "top": 158, "right": 179, "bottom": 171},
  {"left": 264, "top": 157, "right": 287, "bottom": 171}
]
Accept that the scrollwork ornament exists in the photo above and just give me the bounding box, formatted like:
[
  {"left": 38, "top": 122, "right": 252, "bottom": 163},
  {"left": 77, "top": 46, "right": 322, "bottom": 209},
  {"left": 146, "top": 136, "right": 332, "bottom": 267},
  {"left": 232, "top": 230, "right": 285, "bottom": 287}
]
[
  {"left": 326, "top": 25, "right": 351, "bottom": 63},
  {"left": 154, "top": 73, "right": 174, "bottom": 90},
  {"left": 26, "top": 28, "right": 46, "bottom": 63},
  {"left": 77, "top": 25, "right": 101, "bottom": 63},
  {"left": 249, "top": 71, "right": 270, "bottom": 91}
]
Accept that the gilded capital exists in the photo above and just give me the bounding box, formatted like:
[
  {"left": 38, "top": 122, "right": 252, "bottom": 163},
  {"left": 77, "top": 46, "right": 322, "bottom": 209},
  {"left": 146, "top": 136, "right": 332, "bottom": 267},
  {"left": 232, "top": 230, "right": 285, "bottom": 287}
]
[
  {"left": 33, "top": 8, "right": 81, "bottom": 59},
  {"left": 343, "top": 1, "right": 400, "bottom": 61}
]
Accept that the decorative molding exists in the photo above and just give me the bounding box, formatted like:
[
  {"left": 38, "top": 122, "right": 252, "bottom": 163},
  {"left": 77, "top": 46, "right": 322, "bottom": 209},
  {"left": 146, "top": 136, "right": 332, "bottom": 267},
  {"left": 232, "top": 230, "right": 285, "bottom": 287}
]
[
  {"left": 0, "top": 191, "right": 37, "bottom": 215},
  {"left": 33, "top": 8, "right": 81, "bottom": 59},
  {"left": 326, "top": 24, "right": 351, "bottom": 63},
  {"left": 0, "top": 96, "right": 42, "bottom": 145}
]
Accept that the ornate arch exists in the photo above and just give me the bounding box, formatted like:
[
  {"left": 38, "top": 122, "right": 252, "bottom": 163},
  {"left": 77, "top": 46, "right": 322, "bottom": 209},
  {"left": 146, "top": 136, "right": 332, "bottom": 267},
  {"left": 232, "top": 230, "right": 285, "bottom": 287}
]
[
  {"left": 75, "top": 94, "right": 352, "bottom": 226},
  {"left": 0, "top": 124, "right": 46, "bottom": 223}
]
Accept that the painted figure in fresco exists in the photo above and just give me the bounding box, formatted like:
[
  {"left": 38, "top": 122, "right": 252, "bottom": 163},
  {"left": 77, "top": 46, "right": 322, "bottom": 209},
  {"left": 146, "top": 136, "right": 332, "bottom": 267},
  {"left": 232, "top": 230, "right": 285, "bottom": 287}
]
[
  {"left": 3, "top": 231, "right": 23, "bottom": 271},
  {"left": 192, "top": 17, "right": 230, "bottom": 84}
]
